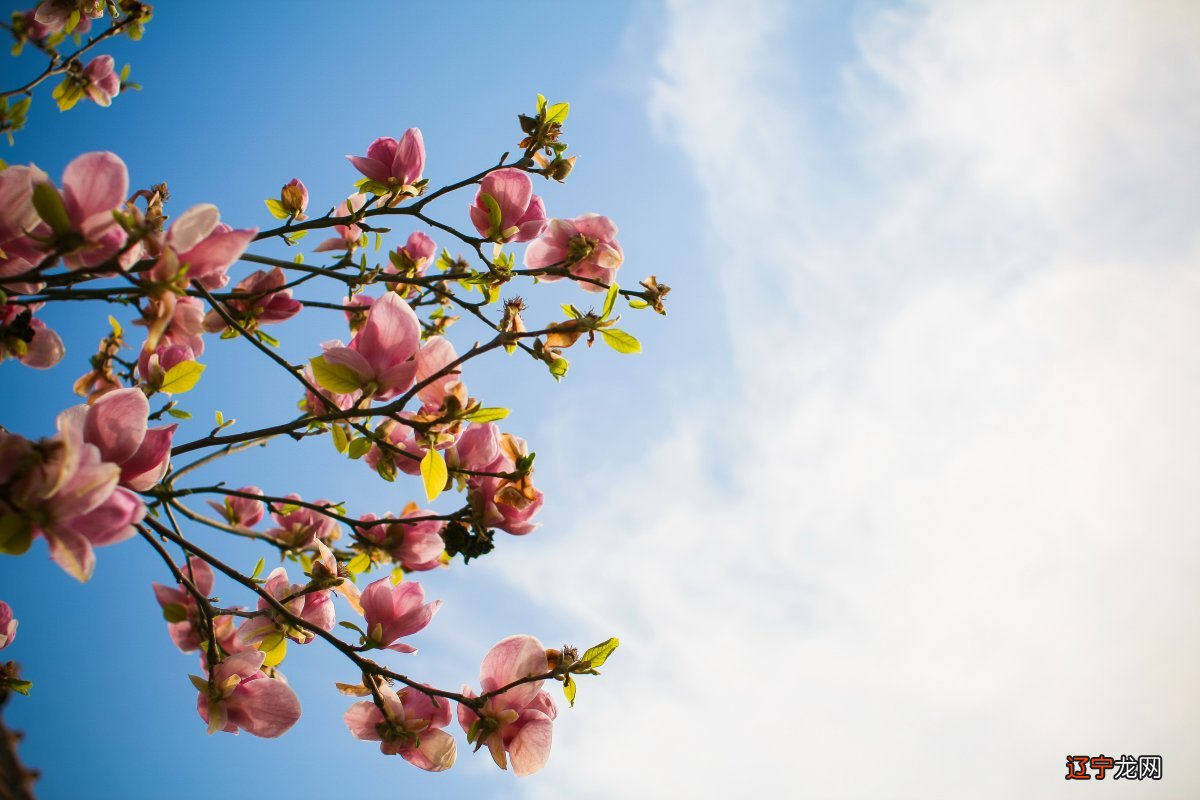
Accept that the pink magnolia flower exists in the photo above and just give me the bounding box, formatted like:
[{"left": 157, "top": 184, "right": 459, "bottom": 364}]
[
  {"left": 468, "top": 168, "right": 547, "bottom": 244},
  {"left": 202, "top": 267, "right": 301, "bottom": 333},
  {"left": 237, "top": 567, "right": 335, "bottom": 648},
  {"left": 314, "top": 193, "right": 366, "bottom": 252},
  {"left": 344, "top": 681, "right": 456, "bottom": 771},
  {"left": 363, "top": 415, "right": 425, "bottom": 480},
  {"left": 458, "top": 635, "right": 557, "bottom": 775},
  {"left": 135, "top": 343, "right": 195, "bottom": 392},
  {"left": 137, "top": 294, "right": 206, "bottom": 356},
  {"left": 279, "top": 178, "right": 308, "bottom": 219},
  {"left": 348, "top": 129, "right": 425, "bottom": 190},
  {"left": 524, "top": 214, "right": 624, "bottom": 292},
  {"left": 194, "top": 650, "right": 301, "bottom": 738},
  {"left": 33, "top": 152, "right": 130, "bottom": 271},
  {"left": 413, "top": 335, "right": 466, "bottom": 412},
  {"left": 161, "top": 204, "right": 257, "bottom": 291},
  {"left": 358, "top": 505, "right": 445, "bottom": 572},
  {"left": 1, "top": 304, "right": 65, "bottom": 369},
  {"left": 359, "top": 576, "right": 440, "bottom": 653},
  {"left": 152, "top": 557, "right": 214, "bottom": 653},
  {"left": 81, "top": 55, "right": 120, "bottom": 107},
  {"left": 81, "top": 387, "right": 176, "bottom": 491},
  {"left": 206, "top": 487, "right": 266, "bottom": 530},
  {"left": 34, "top": 0, "right": 103, "bottom": 34},
  {"left": 320, "top": 291, "right": 421, "bottom": 401},
  {"left": 387, "top": 231, "right": 436, "bottom": 276},
  {"left": 0, "top": 407, "right": 145, "bottom": 581},
  {"left": 0, "top": 164, "right": 49, "bottom": 283},
  {"left": 0, "top": 601, "right": 16, "bottom": 650},
  {"left": 264, "top": 494, "right": 340, "bottom": 549},
  {"left": 454, "top": 424, "right": 543, "bottom": 535}
]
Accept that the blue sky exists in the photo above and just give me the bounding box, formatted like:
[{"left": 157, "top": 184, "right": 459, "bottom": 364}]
[{"left": 3, "top": 1, "right": 1199, "bottom": 798}]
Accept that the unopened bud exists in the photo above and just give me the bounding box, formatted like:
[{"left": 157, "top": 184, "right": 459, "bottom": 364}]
[{"left": 547, "top": 155, "right": 577, "bottom": 182}]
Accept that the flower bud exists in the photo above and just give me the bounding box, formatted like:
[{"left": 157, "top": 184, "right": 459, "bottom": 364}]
[{"left": 280, "top": 179, "right": 308, "bottom": 219}]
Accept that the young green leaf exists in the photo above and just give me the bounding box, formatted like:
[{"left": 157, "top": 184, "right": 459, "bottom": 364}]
[
  {"left": 31, "top": 182, "right": 71, "bottom": 234},
  {"left": 331, "top": 424, "right": 349, "bottom": 453},
  {"left": 250, "top": 557, "right": 266, "bottom": 580},
  {"left": 582, "top": 637, "right": 619, "bottom": 668},
  {"left": 463, "top": 407, "right": 510, "bottom": 423},
  {"left": 599, "top": 328, "right": 641, "bottom": 354},
  {"left": 420, "top": 446, "right": 448, "bottom": 502},
  {"left": 264, "top": 198, "right": 289, "bottom": 219},
  {"left": 563, "top": 674, "right": 577, "bottom": 707},
  {"left": 601, "top": 283, "right": 619, "bottom": 319},
  {"left": 347, "top": 436, "right": 372, "bottom": 459},
  {"left": 346, "top": 552, "right": 372, "bottom": 575},
  {"left": 159, "top": 361, "right": 206, "bottom": 395},
  {"left": 309, "top": 355, "right": 363, "bottom": 394}
]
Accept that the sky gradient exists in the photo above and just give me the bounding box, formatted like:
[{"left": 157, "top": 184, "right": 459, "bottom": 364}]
[{"left": 2, "top": 1, "right": 1198, "bottom": 798}]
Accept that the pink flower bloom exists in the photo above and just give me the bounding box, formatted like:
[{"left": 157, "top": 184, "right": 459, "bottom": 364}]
[
  {"left": 342, "top": 293, "right": 374, "bottom": 334},
  {"left": 348, "top": 129, "right": 425, "bottom": 189},
  {"left": 81, "top": 387, "right": 176, "bottom": 491},
  {"left": 1, "top": 407, "right": 145, "bottom": 581},
  {"left": 387, "top": 231, "right": 436, "bottom": 276},
  {"left": 320, "top": 291, "right": 420, "bottom": 401},
  {"left": 202, "top": 267, "right": 301, "bottom": 333},
  {"left": 358, "top": 506, "right": 445, "bottom": 572},
  {"left": 468, "top": 169, "right": 547, "bottom": 244},
  {"left": 34, "top": 0, "right": 102, "bottom": 34},
  {"left": 135, "top": 343, "right": 195, "bottom": 392},
  {"left": 359, "top": 576, "right": 440, "bottom": 653},
  {"left": 136, "top": 294, "right": 206, "bottom": 356},
  {"left": 152, "top": 557, "right": 214, "bottom": 653},
  {"left": 237, "top": 567, "right": 335, "bottom": 648},
  {"left": 344, "top": 681, "right": 456, "bottom": 771},
  {"left": 0, "top": 601, "right": 16, "bottom": 650},
  {"left": 413, "top": 335, "right": 466, "bottom": 412},
  {"left": 81, "top": 55, "right": 120, "bottom": 107},
  {"left": 458, "top": 635, "right": 557, "bottom": 775},
  {"left": 195, "top": 650, "right": 301, "bottom": 738},
  {"left": 206, "top": 486, "right": 265, "bottom": 530},
  {"left": 264, "top": 494, "right": 340, "bottom": 549},
  {"left": 524, "top": 214, "right": 624, "bottom": 292},
  {"left": 162, "top": 204, "right": 257, "bottom": 290},
  {"left": 455, "top": 424, "right": 543, "bottom": 535},
  {"left": 314, "top": 193, "right": 366, "bottom": 253},
  {"left": 39, "top": 151, "right": 130, "bottom": 271},
  {"left": 1, "top": 304, "right": 65, "bottom": 369},
  {"left": 363, "top": 416, "right": 425, "bottom": 479}
]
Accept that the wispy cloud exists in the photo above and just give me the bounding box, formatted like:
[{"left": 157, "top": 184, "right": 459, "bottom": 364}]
[{"left": 510, "top": 1, "right": 1200, "bottom": 795}]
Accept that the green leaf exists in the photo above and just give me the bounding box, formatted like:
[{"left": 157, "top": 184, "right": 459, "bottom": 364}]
[
  {"left": 582, "top": 637, "right": 619, "bottom": 668},
  {"left": 338, "top": 621, "right": 366, "bottom": 637},
  {"left": 215, "top": 410, "right": 225, "bottom": 426},
  {"left": 283, "top": 230, "right": 307, "bottom": 244},
  {"left": 561, "top": 303, "right": 581, "bottom": 319},
  {"left": 166, "top": 407, "right": 192, "bottom": 420},
  {"left": 374, "top": 232, "right": 382, "bottom": 253},
  {"left": 32, "top": 182, "right": 71, "bottom": 234},
  {"left": 250, "top": 557, "right": 266, "bottom": 580},
  {"left": 536, "top": 93, "right": 547, "bottom": 114},
  {"left": 545, "top": 101, "right": 570, "bottom": 125},
  {"left": 264, "top": 198, "right": 289, "bottom": 220},
  {"left": 563, "top": 674, "right": 577, "bottom": 707},
  {"left": 331, "top": 424, "right": 349, "bottom": 454},
  {"left": 346, "top": 552, "right": 371, "bottom": 575},
  {"left": 309, "top": 355, "right": 363, "bottom": 394},
  {"left": 160, "top": 361, "right": 206, "bottom": 395},
  {"left": 6, "top": 679, "right": 32, "bottom": 696},
  {"left": 0, "top": 514, "right": 33, "bottom": 556},
  {"left": 420, "top": 446, "right": 447, "bottom": 502},
  {"left": 628, "top": 298, "right": 650, "bottom": 309},
  {"left": 463, "top": 407, "right": 510, "bottom": 423},
  {"left": 161, "top": 603, "right": 188, "bottom": 623},
  {"left": 548, "top": 356, "right": 569, "bottom": 382},
  {"left": 347, "top": 436, "right": 372, "bottom": 459},
  {"left": 108, "top": 315, "right": 123, "bottom": 337},
  {"left": 480, "top": 192, "right": 503, "bottom": 237},
  {"left": 260, "top": 633, "right": 288, "bottom": 667},
  {"left": 601, "top": 283, "right": 619, "bottom": 319},
  {"left": 599, "top": 328, "right": 641, "bottom": 354}
]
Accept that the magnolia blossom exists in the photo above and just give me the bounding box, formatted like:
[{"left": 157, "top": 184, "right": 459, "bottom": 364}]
[
  {"left": 358, "top": 505, "right": 445, "bottom": 572},
  {"left": 202, "top": 267, "right": 301, "bottom": 333},
  {"left": 137, "top": 294, "right": 207, "bottom": 356},
  {"left": 1, "top": 304, "right": 65, "bottom": 368},
  {"left": 158, "top": 204, "right": 257, "bottom": 290},
  {"left": 136, "top": 343, "right": 195, "bottom": 392},
  {"left": 206, "top": 486, "right": 266, "bottom": 530},
  {"left": 454, "top": 424, "right": 543, "bottom": 535},
  {"left": 264, "top": 494, "right": 340, "bottom": 549},
  {"left": 320, "top": 291, "right": 421, "bottom": 401},
  {"left": 524, "top": 214, "right": 624, "bottom": 292},
  {"left": 363, "top": 416, "right": 425, "bottom": 480},
  {"left": 0, "top": 163, "right": 50, "bottom": 295},
  {"left": 458, "top": 635, "right": 557, "bottom": 775},
  {"left": 413, "top": 335, "right": 466, "bottom": 412},
  {"left": 152, "top": 557, "right": 214, "bottom": 653},
  {"left": 33, "top": 151, "right": 131, "bottom": 271},
  {"left": 468, "top": 168, "right": 547, "bottom": 243},
  {"left": 360, "top": 577, "right": 440, "bottom": 652},
  {"left": 0, "top": 406, "right": 144, "bottom": 581},
  {"left": 344, "top": 681, "right": 456, "bottom": 771},
  {"left": 34, "top": 0, "right": 103, "bottom": 34},
  {"left": 195, "top": 650, "right": 301, "bottom": 738},
  {"left": 348, "top": 129, "right": 425, "bottom": 190},
  {"left": 279, "top": 178, "right": 308, "bottom": 219},
  {"left": 387, "top": 230, "right": 436, "bottom": 276},
  {"left": 0, "top": 601, "right": 16, "bottom": 650},
  {"left": 314, "top": 193, "right": 366, "bottom": 252},
  {"left": 237, "top": 567, "right": 335, "bottom": 648},
  {"left": 81, "top": 388, "right": 176, "bottom": 491},
  {"left": 81, "top": 55, "right": 120, "bottom": 107}
]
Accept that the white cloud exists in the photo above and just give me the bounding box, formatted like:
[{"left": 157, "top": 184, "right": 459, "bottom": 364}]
[{"left": 508, "top": 0, "right": 1200, "bottom": 796}]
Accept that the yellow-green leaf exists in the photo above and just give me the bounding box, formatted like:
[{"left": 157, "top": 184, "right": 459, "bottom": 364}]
[
  {"left": 563, "top": 675, "right": 577, "bottom": 707},
  {"left": 346, "top": 552, "right": 371, "bottom": 575},
  {"left": 331, "top": 424, "right": 348, "bottom": 453},
  {"left": 160, "top": 361, "right": 206, "bottom": 395},
  {"left": 599, "top": 328, "right": 641, "bottom": 354},
  {"left": 545, "top": 102, "right": 570, "bottom": 125},
  {"left": 264, "top": 198, "right": 289, "bottom": 219},
  {"left": 601, "top": 283, "right": 619, "bottom": 319},
  {"left": 582, "top": 637, "right": 619, "bottom": 668},
  {"left": 420, "top": 446, "right": 447, "bottom": 502},
  {"left": 463, "top": 407, "right": 509, "bottom": 423},
  {"left": 260, "top": 633, "right": 288, "bottom": 667},
  {"left": 0, "top": 514, "right": 33, "bottom": 556},
  {"left": 32, "top": 182, "right": 71, "bottom": 234},
  {"left": 309, "top": 355, "right": 362, "bottom": 394}
]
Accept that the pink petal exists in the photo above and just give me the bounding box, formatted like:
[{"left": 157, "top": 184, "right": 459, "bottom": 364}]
[
  {"left": 482, "top": 169, "right": 532, "bottom": 228},
  {"left": 119, "top": 424, "right": 176, "bottom": 491},
  {"left": 227, "top": 676, "right": 302, "bottom": 738},
  {"left": 44, "top": 523, "right": 95, "bottom": 582},
  {"left": 480, "top": 634, "right": 548, "bottom": 709},
  {"left": 414, "top": 336, "right": 458, "bottom": 407},
  {"left": 402, "top": 728, "right": 456, "bottom": 772},
  {"left": 522, "top": 236, "right": 564, "bottom": 269},
  {"left": 62, "top": 152, "right": 128, "bottom": 225},
  {"left": 572, "top": 213, "right": 618, "bottom": 241},
  {"left": 20, "top": 324, "right": 65, "bottom": 368},
  {"left": 508, "top": 710, "right": 554, "bottom": 776},
  {"left": 393, "top": 128, "right": 425, "bottom": 185},
  {"left": 84, "top": 388, "right": 148, "bottom": 465},
  {"left": 353, "top": 292, "right": 420, "bottom": 372},
  {"left": 343, "top": 701, "right": 383, "bottom": 741},
  {"left": 168, "top": 204, "right": 220, "bottom": 254},
  {"left": 347, "top": 156, "right": 391, "bottom": 184},
  {"left": 365, "top": 137, "right": 398, "bottom": 166},
  {"left": 62, "top": 486, "right": 144, "bottom": 547}
]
